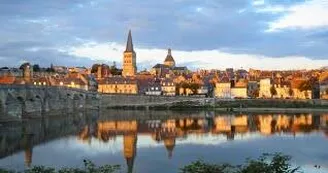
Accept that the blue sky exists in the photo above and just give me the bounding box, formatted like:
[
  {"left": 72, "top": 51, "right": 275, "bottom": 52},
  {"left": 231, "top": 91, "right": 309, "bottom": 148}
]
[{"left": 1, "top": 0, "right": 328, "bottom": 70}]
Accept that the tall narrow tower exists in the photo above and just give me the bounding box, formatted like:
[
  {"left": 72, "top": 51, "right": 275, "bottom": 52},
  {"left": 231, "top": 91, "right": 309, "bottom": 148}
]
[{"left": 122, "top": 30, "right": 137, "bottom": 77}]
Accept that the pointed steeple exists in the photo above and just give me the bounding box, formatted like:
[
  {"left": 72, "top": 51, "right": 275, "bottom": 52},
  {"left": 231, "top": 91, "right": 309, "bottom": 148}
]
[{"left": 125, "top": 30, "right": 134, "bottom": 52}]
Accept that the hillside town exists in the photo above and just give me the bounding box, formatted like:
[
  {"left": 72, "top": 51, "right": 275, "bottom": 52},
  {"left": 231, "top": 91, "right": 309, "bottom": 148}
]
[{"left": 0, "top": 30, "right": 328, "bottom": 100}]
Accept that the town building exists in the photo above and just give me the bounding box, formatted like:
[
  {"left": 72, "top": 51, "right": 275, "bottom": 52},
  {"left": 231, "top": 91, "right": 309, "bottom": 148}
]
[
  {"left": 259, "top": 78, "right": 272, "bottom": 98},
  {"left": 214, "top": 77, "right": 231, "bottom": 99},
  {"left": 320, "top": 78, "right": 328, "bottom": 99},
  {"left": 291, "top": 78, "right": 312, "bottom": 99},
  {"left": 161, "top": 79, "right": 176, "bottom": 96},
  {"left": 97, "top": 77, "right": 138, "bottom": 94},
  {"left": 145, "top": 83, "right": 162, "bottom": 96},
  {"left": 231, "top": 80, "right": 248, "bottom": 98}
]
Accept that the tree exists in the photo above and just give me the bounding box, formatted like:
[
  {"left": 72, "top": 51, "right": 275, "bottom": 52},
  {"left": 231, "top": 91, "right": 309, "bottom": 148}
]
[
  {"left": 270, "top": 86, "right": 277, "bottom": 98},
  {"left": 91, "top": 64, "right": 101, "bottom": 73},
  {"left": 110, "top": 65, "right": 122, "bottom": 76},
  {"left": 189, "top": 83, "right": 201, "bottom": 94},
  {"left": 251, "top": 89, "right": 259, "bottom": 98},
  {"left": 288, "top": 88, "right": 294, "bottom": 97},
  {"left": 32, "top": 64, "right": 40, "bottom": 72},
  {"left": 19, "top": 62, "right": 30, "bottom": 69}
]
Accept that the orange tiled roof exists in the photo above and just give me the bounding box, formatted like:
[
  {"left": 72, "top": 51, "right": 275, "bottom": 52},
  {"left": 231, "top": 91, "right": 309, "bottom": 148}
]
[{"left": 0, "top": 76, "right": 16, "bottom": 84}]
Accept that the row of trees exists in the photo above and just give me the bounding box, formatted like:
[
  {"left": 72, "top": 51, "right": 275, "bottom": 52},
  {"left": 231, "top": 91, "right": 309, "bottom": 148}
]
[
  {"left": 19, "top": 63, "right": 55, "bottom": 72},
  {"left": 176, "top": 82, "right": 201, "bottom": 95},
  {"left": 91, "top": 63, "right": 122, "bottom": 76}
]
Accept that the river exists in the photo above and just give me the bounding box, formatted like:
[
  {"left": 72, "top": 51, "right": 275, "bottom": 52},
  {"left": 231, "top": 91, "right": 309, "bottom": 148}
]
[{"left": 0, "top": 110, "right": 327, "bottom": 173}]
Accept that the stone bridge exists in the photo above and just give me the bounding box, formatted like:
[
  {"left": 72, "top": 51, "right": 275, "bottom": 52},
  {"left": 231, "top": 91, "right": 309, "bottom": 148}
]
[{"left": 0, "top": 85, "right": 100, "bottom": 119}]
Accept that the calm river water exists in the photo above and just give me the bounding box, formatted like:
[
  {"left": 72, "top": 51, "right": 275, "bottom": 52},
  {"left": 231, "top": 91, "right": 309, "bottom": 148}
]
[{"left": 0, "top": 110, "right": 328, "bottom": 173}]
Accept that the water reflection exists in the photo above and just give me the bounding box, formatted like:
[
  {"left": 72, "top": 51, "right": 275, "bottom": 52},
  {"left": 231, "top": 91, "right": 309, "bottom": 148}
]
[{"left": 1, "top": 111, "right": 328, "bottom": 172}]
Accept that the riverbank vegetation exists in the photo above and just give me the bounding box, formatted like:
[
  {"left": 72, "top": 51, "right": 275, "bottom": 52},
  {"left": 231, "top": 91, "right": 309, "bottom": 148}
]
[{"left": 0, "top": 153, "right": 302, "bottom": 173}]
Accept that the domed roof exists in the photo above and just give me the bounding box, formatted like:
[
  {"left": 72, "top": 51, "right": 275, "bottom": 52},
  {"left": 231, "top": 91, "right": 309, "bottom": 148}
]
[{"left": 164, "top": 49, "right": 175, "bottom": 62}]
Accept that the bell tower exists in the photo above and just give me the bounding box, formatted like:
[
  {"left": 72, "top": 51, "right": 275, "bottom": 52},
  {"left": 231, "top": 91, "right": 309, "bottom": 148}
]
[{"left": 122, "top": 30, "right": 137, "bottom": 77}]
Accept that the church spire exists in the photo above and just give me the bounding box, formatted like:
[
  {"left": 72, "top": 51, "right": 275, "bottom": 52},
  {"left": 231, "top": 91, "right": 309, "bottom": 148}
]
[{"left": 125, "top": 30, "right": 134, "bottom": 52}]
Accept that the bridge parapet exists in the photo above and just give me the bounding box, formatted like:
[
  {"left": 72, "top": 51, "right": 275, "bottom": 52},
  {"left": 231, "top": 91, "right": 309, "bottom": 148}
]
[{"left": 0, "top": 84, "right": 99, "bottom": 119}]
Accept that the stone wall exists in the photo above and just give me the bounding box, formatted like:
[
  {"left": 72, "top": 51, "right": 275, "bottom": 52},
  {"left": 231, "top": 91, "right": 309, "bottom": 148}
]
[
  {"left": 215, "top": 98, "right": 328, "bottom": 108},
  {"left": 100, "top": 94, "right": 208, "bottom": 108}
]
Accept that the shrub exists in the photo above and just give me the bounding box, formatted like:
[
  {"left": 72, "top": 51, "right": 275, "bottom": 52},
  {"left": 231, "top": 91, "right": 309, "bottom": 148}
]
[{"left": 180, "top": 153, "right": 301, "bottom": 173}]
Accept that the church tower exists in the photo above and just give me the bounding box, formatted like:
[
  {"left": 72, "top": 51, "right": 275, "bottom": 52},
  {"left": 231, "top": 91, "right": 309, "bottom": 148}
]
[{"left": 122, "top": 30, "right": 137, "bottom": 77}]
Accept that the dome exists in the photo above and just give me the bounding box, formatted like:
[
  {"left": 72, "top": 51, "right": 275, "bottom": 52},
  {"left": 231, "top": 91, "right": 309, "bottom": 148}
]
[{"left": 164, "top": 49, "right": 176, "bottom": 67}]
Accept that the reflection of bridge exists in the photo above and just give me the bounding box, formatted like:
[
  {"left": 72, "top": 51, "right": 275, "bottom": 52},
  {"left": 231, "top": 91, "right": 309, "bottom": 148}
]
[
  {"left": 0, "top": 111, "right": 97, "bottom": 167},
  {"left": 0, "top": 85, "right": 99, "bottom": 118}
]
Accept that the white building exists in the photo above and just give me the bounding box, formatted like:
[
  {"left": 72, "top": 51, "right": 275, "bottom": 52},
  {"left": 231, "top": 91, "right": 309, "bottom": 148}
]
[{"left": 259, "top": 78, "right": 272, "bottom": 98}]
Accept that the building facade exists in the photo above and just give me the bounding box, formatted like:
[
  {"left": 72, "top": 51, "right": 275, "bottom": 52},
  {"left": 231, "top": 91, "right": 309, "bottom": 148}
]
[
  {"left": 215, "top": 82, "right": 231, "bottom": 99},
  {"left": 259, "top": 78, "right": 272, "bottom": 98},
  {"left": 98, "top": 77, "right": 138, "bottom": 94}
]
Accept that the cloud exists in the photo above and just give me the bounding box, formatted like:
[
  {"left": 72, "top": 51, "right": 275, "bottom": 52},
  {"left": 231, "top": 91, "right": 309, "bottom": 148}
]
[
  {"left": 266, "top": 0, "right": 328, "bottom": 32},
  {"left": 252, "top": 0, "right": 265, "bottom": 6},
  {"left": 0, "top": 0, "right": 327, "bottom": 68},
  {"left": 65, "top": 41, "right": 328, "bottom": 70},
  {"left": 255, "top": 5, "right": 287, "bottom": 14}
]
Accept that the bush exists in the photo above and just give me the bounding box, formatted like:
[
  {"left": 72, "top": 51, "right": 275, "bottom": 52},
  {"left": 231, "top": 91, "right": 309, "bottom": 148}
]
[
  {"left": 0, "top": 160, "right": 120, "bottom": 173},
  {"left": 180, "top": 153, "right": 301, "bottom": 173}
]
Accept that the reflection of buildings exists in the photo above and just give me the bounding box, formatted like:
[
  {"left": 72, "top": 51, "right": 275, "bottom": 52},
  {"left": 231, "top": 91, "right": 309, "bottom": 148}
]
[
  {"left": 257, "top": 114, "right": 316, "bottom": 136},
  {"left": 9, "top": 113, "right": 328, "bottom": 170},
  {"left": 124, "top": 133, "right": 137, "bottom": 173},
  {"left": 212, "top": 115, "right": 248, "bottom": 140}
]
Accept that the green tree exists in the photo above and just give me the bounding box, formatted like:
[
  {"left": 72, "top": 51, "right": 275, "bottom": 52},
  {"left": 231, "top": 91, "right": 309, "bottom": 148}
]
[
  {"left": 180, "top": 153, "right": 301, "bottom": 173},
  {"left": 32, "top": 64, "right": 40, "bottom": 72},
  {"left": 180, "top": 160, "right": 232, "bottom": 173}
]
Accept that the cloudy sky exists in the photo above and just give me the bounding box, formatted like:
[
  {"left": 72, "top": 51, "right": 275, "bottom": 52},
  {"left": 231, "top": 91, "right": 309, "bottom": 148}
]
[{"left": 1, "top": 0, "right": 328, "bottom": 70}]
